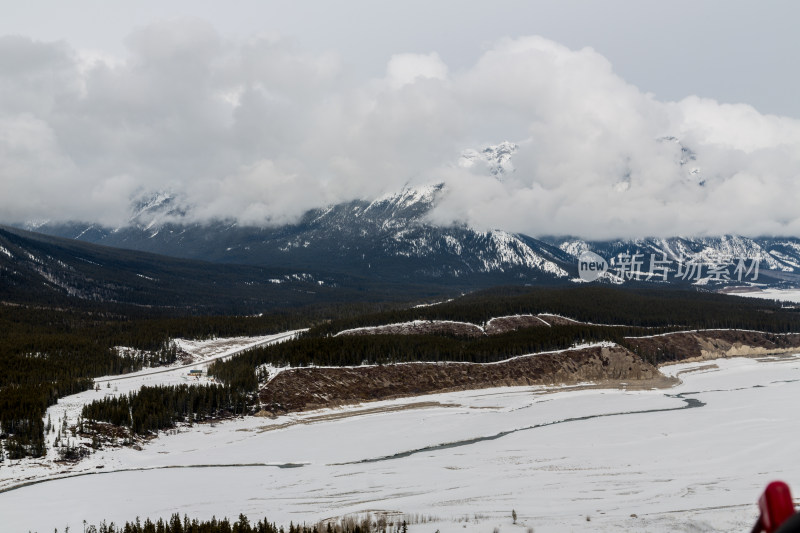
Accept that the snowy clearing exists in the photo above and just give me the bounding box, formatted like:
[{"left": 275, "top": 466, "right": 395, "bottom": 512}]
[
  {"left": 2, "top": 354, "right": 800, "bottom": 532},
  {"left": 732, "top": 288, "right": 800, "bottom": 304}
]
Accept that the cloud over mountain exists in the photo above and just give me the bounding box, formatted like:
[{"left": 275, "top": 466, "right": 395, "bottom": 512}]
[{"left": 2, "top": 19, "right": 800, "bottom": 238}]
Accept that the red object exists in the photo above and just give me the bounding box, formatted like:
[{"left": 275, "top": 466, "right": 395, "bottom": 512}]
[{"left": 753, "top": 481, "right": 796, "bottom": 533}]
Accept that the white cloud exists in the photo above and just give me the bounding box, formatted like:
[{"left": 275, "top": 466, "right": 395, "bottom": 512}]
[
  {"left": 1, "top": 23, "right": 800, "bottom": 239},
  {"left": 385, "top": 52, "right": 448, "bottom": 88}
]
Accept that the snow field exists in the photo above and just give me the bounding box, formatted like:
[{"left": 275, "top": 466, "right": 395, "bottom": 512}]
[
  {"left": 734, "top": 288, "right": 800, "bottom": 304},
  {"left": 3, "top": 355, "right": 800, "bottom": 532}
]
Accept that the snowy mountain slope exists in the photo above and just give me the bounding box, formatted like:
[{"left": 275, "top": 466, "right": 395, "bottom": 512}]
[
  {"left": 458, "top": 141, "right": 517, "bottom": 179},
  {"left": 33, "top": 184, "right": 573, "bottom": 286},
  {"left": 32, "top": 184, "right": 800, "bottom": 290},
  {"left": 24, "top": 137, "right": 800, "bottom": 289},
  {"left": 550, "top": 235, "right": 800, "bottom": 286}
]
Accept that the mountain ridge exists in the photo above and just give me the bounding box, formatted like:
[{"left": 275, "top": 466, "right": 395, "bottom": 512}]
[
  {"left": 0, "top": 225, "right": 448, "bottom": 313},
  {"left": 22, "top": 184, "right": 800, "bottom": 290}
]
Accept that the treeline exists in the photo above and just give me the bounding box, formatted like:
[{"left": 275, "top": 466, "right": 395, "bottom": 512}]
[
  {"left": 208, "top": 324, "right": 664, "bottom": 384},
  {"left": 307, "top": 286, "right": 800, "bottom": 337},
  {"left": 0, "top": 305, "right": 146, "bottom": 458},
  {"left": 0, "top": 379, "right": 93, "bottom": 458},
  {"left": 82, "top": 384, "right": 253, "bottom": 435},
  {"left": 70, "top": 513, "right": 404, "bottom": 533},
  {"left": 75, "top": 514, "right": 278, "bottom": 533}
]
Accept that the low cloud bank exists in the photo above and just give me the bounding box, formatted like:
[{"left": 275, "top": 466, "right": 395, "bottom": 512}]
[{"left": 2, "top": 20, "right": 799, "bottom": 239}]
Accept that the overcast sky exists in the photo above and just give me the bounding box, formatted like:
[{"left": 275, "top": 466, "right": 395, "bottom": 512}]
[{"left": 2, "top": 0, "right": 800, "bottom": 238}]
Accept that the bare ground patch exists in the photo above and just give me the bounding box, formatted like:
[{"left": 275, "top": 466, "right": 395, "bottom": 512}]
[{"left": 629, "top": 330, "right": 800, "bottom": 365}]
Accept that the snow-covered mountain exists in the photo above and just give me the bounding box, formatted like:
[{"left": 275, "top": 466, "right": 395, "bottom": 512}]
[
  {"left": 30, "top": 183, "right": 573, "bottom": 287},
  {"left": 25, "top": 139, "right": 800, "bottom": 290},
  {"left": 458, "top": 141, "right": 518, "bottom": 179},
  {"left": 550, "top": 235, "right": 800, "bottom": 286},
  {"left": 29, "top": 183, "right": 800, "bottom": 290}
]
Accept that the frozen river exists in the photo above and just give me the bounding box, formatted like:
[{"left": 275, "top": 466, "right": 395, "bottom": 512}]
[{"left": 3, "top": 355, "right": 800, "bottom": 532}]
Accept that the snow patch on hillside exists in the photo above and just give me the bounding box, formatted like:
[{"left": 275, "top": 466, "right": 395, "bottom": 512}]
[
  {"left": 482, "top": 231, "right": 569, "bottom": 276},
  {"left": 335, "top": 320, "right": 484, "bottom": 337},
  {"left": 734, "top": 288, "right": 800, "bottom": 304}
]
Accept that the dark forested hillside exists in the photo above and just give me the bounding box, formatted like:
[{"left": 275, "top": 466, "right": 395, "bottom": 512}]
[
  {"left": 0, "top": 302, "right": 321, "bottom": 459},
  {"left": 82, "top": 384, "right": 252, "bottom": 435},
  {"left": 0, "top": 225, "right": 450, "bottom": 313},
  {"left": 307, "top": 286, "right": 800, "bottom": 336},
  {"left": 209, "top": 324, "right": 656, "bottom": 375},
  {"left": 205, "top": 286, "right": 800, "bottom": 404}
]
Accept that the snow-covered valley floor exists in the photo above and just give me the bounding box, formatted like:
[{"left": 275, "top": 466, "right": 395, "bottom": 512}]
[
  {"left": 3, "top": 350, "right": 800, "bottom": 532},
  {"left": 730, "top": 287, "right": 800, "bottom": 304}
]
